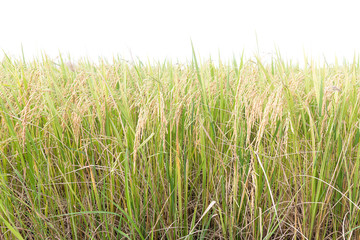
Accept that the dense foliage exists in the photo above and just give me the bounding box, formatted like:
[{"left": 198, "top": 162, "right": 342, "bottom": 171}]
[{"left": 0, "top": 54, "right": 360, "bottom": 239}]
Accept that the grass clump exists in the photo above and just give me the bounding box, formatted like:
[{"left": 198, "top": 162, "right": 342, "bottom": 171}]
[{"left": 0, "top": 53, "right": 360, "bottom": 239}]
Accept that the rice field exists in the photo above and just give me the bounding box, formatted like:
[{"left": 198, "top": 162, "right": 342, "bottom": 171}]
[{"left": 0, "top": 51, "right": 360, "bottom": 239}]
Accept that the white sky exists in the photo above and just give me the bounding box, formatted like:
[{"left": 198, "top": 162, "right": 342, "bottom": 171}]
[{"left": 1, "top": 0, "right": 360, "bottom": 65}]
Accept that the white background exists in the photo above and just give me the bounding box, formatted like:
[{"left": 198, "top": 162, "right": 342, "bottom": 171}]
[{"left": 1, "top": 0, "right": 360, "bottom": 65}]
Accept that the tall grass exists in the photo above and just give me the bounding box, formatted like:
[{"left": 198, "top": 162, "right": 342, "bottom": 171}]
[{"left": 0, "top": 53, "right": 359, "bottom": 239}]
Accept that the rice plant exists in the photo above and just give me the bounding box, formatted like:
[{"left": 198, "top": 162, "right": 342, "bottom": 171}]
[{"left": 0, "top": 52, "right": 359, "bottom": 239}]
